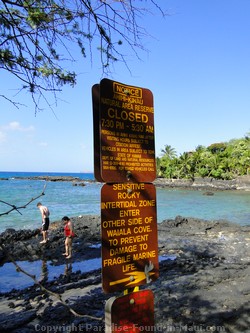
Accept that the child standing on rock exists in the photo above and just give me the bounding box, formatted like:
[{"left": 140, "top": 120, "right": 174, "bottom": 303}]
[{"left": 62, "top": 216, "right": 75, "bottom": 259}]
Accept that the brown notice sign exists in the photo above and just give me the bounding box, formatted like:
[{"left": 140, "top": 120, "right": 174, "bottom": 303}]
[
  {"left": 105, "top": 290, "right": 154, "bottom": 333},
  {"left": 100, "top": 78, "right": 156, "bottom": 183},
  {"left": 101, "top": 183, "right": 158, "bottom": 293}
]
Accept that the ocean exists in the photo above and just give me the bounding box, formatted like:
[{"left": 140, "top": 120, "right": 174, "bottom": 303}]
[
  {"left": 0, "top": 171, "right": 249, "bottom": 292},
  {"left": 0, "top": 171, "right": 249, "bottom": 233}
]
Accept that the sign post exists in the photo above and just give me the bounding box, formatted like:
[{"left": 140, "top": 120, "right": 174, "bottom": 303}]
[
  {"left": 92, "top": 78, "right": 158, "bottom": 333},
  {"left": 92, "top": 84, "right": 104, "bottom": 182}
]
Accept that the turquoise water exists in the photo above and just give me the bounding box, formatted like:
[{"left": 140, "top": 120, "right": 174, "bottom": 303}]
[
  {"left": 0, "top": 172, "right": 249, "bottom": 232},
  {"left": 0, "top": 172, "right": 100, "bottom": 232},
  {"left": 157, "top": 187, "right": 250, "bottom": 225},
  {"left": 0, "top": 172, "right": 249, "bottom": 293}
]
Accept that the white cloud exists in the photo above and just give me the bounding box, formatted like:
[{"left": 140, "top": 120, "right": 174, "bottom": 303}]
[
  {"left": 0, "top": 121, "right": 36, "bottom": 147},
  {"left": 4, "top": 121, "right": 35, "bottom": 132}
]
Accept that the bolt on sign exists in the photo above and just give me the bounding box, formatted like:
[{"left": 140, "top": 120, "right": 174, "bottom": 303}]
[
  {"left": 99, "top": 78, "right": 156, "bottom": 183},
  {"left": 105, "top": 290, "right": 155, "bottom": 333},
  {"left": 101, "top": 182, "right": 159, "bottom": 293}
]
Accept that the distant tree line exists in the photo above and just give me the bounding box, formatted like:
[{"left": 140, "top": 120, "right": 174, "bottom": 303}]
[{"left": 157, "top": 133, "right": 250, "bottom": 180}]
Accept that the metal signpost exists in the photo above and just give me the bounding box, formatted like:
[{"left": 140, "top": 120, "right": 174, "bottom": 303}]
[
  {"left": 92, "top": 78, "right": 158, "bottom": 333},
  {"left": 92, "top": 83, "right": 104, "bottom": 182}
]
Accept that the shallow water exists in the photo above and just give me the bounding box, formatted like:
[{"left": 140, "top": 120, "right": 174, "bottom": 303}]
[
  {"left": 156, "top": 187, "right": 250, "bottom": 225},
  {"left": 0, "top": 257, "right": 102, "bottom": 293},
  {"left": 0, "top": 255, "right": 176, "bottom": 293}
]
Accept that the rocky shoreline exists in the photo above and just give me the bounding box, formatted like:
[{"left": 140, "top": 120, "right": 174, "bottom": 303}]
[
  {"left": 0, "top": 176, "right": 87, "bottom": 182},
  {"left": 154, "top": 175, "right": 250, "bottom": 191},
  {"left": 1, "top": 175, "right": 250, "bottom": 191},
  {"left": 0, "top": 215, "right": 249, "bottom": 332}
]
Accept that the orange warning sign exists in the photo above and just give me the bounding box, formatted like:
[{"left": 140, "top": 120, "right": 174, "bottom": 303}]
[
  {"left": 100, "top": 78, "right": 156, "bottom": 183},
  {"left": 105, "top": 290, "right": 155, "bottom": 333},
  {"left": 101, "top": 183, "right": 158, "bottom": 293}
]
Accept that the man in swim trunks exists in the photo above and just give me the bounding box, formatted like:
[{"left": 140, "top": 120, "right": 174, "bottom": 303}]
[{"left": 37, "top": 202, "right": 50, "bottom": 244}]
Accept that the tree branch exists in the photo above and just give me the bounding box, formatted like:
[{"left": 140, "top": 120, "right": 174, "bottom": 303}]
[
  {"left": 0, "top": 243, "right": 102, "bottom": 320},
  {"left": 0, "top": 182, "right": 47, "bottom": 217},
  {"left": 0, "top": 0, "right": 167, "bottom": 113}
]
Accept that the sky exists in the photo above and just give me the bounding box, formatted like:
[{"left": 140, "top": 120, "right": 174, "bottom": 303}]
[{"left": 1, "top": 0, "right": 250, "bottom": 173}]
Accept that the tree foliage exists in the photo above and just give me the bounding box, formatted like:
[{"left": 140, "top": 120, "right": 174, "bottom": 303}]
[
  {"left": 157, "top": 134, "right": 250, "bottom": 180},
  {"left": 0, "top": 0, "right": 165, "bottom": 112}
]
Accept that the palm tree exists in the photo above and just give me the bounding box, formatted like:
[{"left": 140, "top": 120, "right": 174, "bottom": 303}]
[
  {"left": 178, "top": 152, "right": 192, "bottom": 179},
  {"left": 160, "top": 145, "right": 177, "bottom": 159}
]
